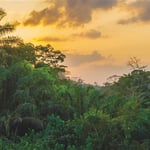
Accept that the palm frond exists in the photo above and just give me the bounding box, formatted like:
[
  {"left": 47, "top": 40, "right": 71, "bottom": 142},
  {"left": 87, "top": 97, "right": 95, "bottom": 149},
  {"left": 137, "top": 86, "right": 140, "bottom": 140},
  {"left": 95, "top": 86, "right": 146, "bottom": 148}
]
[
  {"left": 0, "top": 8, "right": 6, "bottom": 21},
  {"left": 0, "top": 24, "right": 15, "bottom": 36},
  {"left": 0, "top": 36, "right": 22, "bottom": 46}
]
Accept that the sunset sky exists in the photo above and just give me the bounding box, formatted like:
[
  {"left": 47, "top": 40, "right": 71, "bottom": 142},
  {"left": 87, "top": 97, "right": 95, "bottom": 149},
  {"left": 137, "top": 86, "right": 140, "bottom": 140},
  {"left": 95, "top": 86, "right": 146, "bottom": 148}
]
[{"left": 1, "top": 0, "right": 150, "bottom": 85}]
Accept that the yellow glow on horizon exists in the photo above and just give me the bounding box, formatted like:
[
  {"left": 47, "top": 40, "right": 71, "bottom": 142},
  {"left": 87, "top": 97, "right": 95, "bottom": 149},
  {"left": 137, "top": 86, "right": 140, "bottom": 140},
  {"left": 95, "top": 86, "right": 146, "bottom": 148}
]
[{"left": 1, "top": 0, "right": 150, "bottom": 84}]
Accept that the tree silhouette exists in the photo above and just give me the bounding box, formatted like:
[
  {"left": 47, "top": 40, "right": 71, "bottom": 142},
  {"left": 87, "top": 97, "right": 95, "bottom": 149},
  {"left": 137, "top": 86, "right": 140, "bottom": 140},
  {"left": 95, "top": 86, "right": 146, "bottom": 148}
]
[
  {"left": 0, "top": 8, "right": 21, "bottom": 46},
  {"left": 127, "top": 57, "right": 147, "bottom": 71}
]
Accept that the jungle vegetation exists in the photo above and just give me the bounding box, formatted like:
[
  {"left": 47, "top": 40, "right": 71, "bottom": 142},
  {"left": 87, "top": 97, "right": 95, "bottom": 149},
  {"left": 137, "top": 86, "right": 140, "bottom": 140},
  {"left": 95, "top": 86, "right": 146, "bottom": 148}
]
[{"left": 0, "top": 8, "right": 150, "bottom": 150}]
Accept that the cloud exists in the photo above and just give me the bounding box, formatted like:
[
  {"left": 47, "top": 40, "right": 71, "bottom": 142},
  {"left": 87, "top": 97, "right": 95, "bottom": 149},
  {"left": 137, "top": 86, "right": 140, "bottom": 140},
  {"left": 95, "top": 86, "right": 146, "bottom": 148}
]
[
  {"left": 35, "top": 36, "right": 68, "bottom": 42},
  {"left": 118, "top": 0, "right": 150, "bottom": 24},
  {"left": 73, "top": 29, "right": 102, "bottom": 39},
  {"left": 34, "top": 29, "right": 103, "bottom": 43},
  {"left": 64, "top": 51, "right": 105, "bottom": 67},
  {"left": 64, "top": 0, "right": 118, "bottom": 26},
  {"left": 23, "top": 0, "right": 119, "bottom": 27},
  {"left": 118, "top": 17, "right": 138, "bottom": 24},
  {"left": 24, "top": 7, "right": 63, "bottom": 26}
]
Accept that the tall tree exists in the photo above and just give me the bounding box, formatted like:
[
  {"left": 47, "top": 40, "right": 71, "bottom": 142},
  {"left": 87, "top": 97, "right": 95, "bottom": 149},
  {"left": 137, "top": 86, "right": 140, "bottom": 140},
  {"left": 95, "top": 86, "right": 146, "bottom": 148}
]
[
  {"left": 127, "top": 57, "right": 147, "bottom": 71},
  {"left": 0, "top": 8, "right": 20, "bottom": 46},
  {"left": 35, "top": 44, "right": 66, "bottom": 71},
  {"left": 0, "top": 8, "right": 22, "bottom": 67}
]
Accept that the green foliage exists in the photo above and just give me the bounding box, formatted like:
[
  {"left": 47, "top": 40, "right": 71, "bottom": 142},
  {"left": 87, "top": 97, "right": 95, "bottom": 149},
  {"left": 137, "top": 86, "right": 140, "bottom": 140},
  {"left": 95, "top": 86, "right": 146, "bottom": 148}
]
[
  {"left": 112, "top": 70, "right": 150, "bottom": 104},
  {"left": 1, "top": 43, "right": 36, "bottom": 66},
  {"left": 0, "top": 10, "right": 149, "bottom": 149},
  {"left": 35, "top": 44, "right": 66, "bottom": 71},
  {"left": 15, "top": 103, "right": 37, "bottom": 117},
  {"left": 0, "top": 58, "right": 150, "bottom": 150},
  {"left": 0, "top": 67, "right": 9, "bottom": 107}
]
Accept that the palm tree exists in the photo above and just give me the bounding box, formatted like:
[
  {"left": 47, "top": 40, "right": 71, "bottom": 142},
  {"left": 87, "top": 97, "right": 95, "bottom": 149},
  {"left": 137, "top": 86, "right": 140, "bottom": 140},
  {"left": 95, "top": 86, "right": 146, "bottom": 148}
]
[
  {"left": 0, "top": 8, "right": 21, "bottom": 46},
  {"left": 0, "top": 8, "right": 22, "bottom": 67}
]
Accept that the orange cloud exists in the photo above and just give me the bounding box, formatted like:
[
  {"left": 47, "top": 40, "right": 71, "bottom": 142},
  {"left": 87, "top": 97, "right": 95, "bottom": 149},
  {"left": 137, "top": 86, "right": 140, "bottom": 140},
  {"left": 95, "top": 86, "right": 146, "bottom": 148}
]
[
  {"left": 34, "top": 36, "right": 68, "bottom": 42},
  {"left": 73, "top": 29, "right": 102, "bottom": 39}
]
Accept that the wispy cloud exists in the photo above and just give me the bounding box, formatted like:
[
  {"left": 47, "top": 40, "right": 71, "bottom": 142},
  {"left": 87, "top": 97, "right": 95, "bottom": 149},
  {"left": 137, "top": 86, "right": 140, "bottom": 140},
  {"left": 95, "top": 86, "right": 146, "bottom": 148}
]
[
  {"left": 35, "top": 36, "right": 68, "bottom": 42},
  {"left": 34, "top": 28, "right": 104, "bottom": 43},
  {"left": 73, "top": 29, "right": 102, "bottom": 39},
  {"left": 64, "top": 51, "right": 105, "bottom": 67}
]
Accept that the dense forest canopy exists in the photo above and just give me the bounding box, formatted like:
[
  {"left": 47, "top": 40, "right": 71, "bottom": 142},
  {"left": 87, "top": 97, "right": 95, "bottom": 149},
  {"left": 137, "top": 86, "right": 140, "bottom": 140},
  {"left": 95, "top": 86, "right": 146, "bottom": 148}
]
[{"left": 0, "top": 8, "right": 149, "bottom": 150}]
